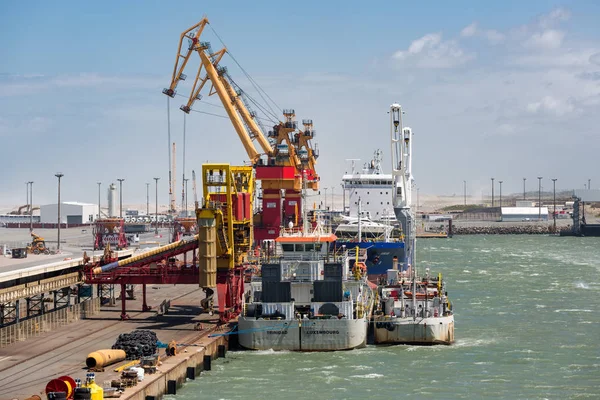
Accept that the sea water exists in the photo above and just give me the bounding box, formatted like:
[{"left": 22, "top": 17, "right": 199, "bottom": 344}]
[{"left": 168, "top": 235, "right": 600, "bottom": 399}]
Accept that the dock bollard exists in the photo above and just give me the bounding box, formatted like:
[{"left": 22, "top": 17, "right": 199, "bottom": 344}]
[
  {"left": 218, "top": 344, "right": 226, "bottom": 358},
  {"left": 203, "top": 355, "right": 212, "bottom": 371},
  {"left": 186, "top": 366, "right": 196, "bottom": 380},
  {"left": 167, "top": 380, "right": 177, "bottom": 395}
]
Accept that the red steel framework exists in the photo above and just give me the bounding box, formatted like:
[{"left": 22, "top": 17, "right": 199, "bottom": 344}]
[{"left": 93, "top": 218, "right": 128, "bottom": 250}]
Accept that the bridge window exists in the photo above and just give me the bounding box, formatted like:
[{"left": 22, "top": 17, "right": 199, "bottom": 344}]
[{"left": 281, "top": 244, "right": 294, "bottom": 252}]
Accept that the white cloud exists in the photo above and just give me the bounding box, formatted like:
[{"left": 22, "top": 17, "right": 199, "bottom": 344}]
[
  {"left": 485, "top": 30, "right": 505, "bottom": 44},
  {"left": 460, "top": 23, "right": 478, "bottom": 37},
  {"left": 524, "top": 29, "right": 565, "bottom": 50},
  {"left": 526, "top": 96, "right": 575, "bottom": 116},
  {"left": 392, "top": 33, "right": 473, "bottom": 68},
  {"left": 538, "top": 7, "right": 570, "bottom": 28},
  {"left": 590, "top": 52, "right": 600, "bottom": 66}
]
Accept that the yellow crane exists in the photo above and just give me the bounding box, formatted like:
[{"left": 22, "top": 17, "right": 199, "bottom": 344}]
[{"left": 164, "top": 18, "right": 320, "bottom": 242}]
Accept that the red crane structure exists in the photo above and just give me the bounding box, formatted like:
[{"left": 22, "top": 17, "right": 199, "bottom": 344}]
[{"left": 163, "top": 18, "right": 320, "bottom": 243}]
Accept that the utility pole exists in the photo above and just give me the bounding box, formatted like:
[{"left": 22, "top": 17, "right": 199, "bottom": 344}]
[
  {"left": 463, "top": 180, "right": 466, "bottom": 206},
  {"left": 499, "top": 180, "right": 503, "bottom": 207},
  {"left": 491, "top": 178, "right": 495, "bottom": 207},
  {"left": 146, "top": 183, "right": 150, "bottom": 216},
  {"left": 97, "top": 182, "right": 101, "bottom": 220},
  {"left": 117, "top": 178, "right": 125, "bottom": 218},
  {"left": 588, "top": 178, "right": 591, "bottom": 190},
  {"left": 55, "top": 173, "right": 64, "bottom": 251},
  {"left": 523, "top": 178, "right": 526, "bottom": 200},
  {"left": 154, "top": 178, "right": 160, "bottom": 234},
  {"left": 28, "top": 181, "right": 34, "bottom": 232},
  {"left": 537, "top": 177, "right": 543, "bottom": 221},
  {"left": 552, "top": 178, "right": 557, "bottom": 232}
]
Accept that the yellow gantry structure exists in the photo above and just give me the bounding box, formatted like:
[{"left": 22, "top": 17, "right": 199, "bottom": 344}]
[{"left": 196, "top": 164, "right": 254, "bottom": 287}]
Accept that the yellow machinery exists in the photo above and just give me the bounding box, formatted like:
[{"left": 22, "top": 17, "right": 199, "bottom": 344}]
[
  {"left": 197, "top": 164, "right": 254, "bottom": 321},
  {"left": 27, "top": 232, "right": 49, "bottom": 254}
]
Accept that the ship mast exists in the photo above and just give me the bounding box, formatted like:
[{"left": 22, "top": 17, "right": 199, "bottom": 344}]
[{"left": 390, "top": 104, "right": 415, "bottom": 270}]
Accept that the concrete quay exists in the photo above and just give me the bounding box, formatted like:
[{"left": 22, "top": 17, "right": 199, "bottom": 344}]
[{"left": 0, "top": 283, "right": 229, "bottom": 400}]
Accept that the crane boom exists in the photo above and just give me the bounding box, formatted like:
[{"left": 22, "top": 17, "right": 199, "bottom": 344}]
[{"left": 390, "top": 103, "right": 415, "bottom": 269}]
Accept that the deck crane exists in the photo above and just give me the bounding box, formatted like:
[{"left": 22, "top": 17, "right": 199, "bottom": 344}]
[
  {"left": 390, "top": 103, "right": 415, "bottom": 269},
  {"left": 163, "top": 18, "right": 320, "bottom": 243}
]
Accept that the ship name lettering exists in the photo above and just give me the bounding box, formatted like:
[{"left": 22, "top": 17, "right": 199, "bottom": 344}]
[{"left": 305, "top": 330, "right": 340, "bottom": 335}]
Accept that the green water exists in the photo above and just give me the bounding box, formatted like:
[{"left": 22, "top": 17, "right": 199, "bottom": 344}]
[{"left": 168, "top": 235, "right": 600, "bottom": 399}]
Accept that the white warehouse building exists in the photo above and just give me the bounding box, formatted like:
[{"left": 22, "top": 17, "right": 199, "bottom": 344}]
[
  {"left": 501, "top": 207, "right": 549, "bottom": 222},
  {"left": 40, "top": 202, "right": 98, "bottom": 224}
]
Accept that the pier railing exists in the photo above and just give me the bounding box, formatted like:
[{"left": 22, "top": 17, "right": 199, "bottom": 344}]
[{"left": 0, "top": 298, "right": 100, "bottom": 348}]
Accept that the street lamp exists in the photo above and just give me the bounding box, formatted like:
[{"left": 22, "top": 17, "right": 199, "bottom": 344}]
[
  {"left": 55, "top": 173, "right": 64, "bottom": 251},
  {"left": 537, "top": 177, "right": 543, "bottom": 221},
  {"left": 184, "top": 178, "right": 189, "bottom": 216},
  {"left": 117, "top": 178, "right": 125, "bottom": 218},
  {"left": 28, "top": 181, "right": 34, "bottom": 232},
  {"left": 340, "top": 183, "right": 345, "bottom": 213},
  {"left": 97, "top": 182, "right": 101, "bottom": 220},
  {"left": 153, "top": 178, "right": 160, "bottom": 234},
  {"left": 146, "top": 183, "right": 150, "bottom": 216},
  {"left": 331, "top": 186, "right": 335, "bottom": 211},
  {"left": 463, "top": 180, "right": 466, "bottom": 206},
  {"left": 523, "top": 178, "right": 526, "bottom": 200},
  {"left": 589, "top": 178, "right": 591, "bottom": 190},
  {"left": 499, "top": 181, "right": 503, "bottom": 207},
  {"left": 491, "top": 178, "right": 495, "bottom": 207},
  {"left": 552, "top": 178, "right": 557, "bottom": 232}
]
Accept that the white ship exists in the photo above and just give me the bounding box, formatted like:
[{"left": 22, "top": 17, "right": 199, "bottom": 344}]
[
  {"left": 375, "top": 268, "right": 454, "bottom": 345},
  {"left": 372, "top": 103, "right": 455, "bottom": 345},
  {"left": 238, "top": 223, "right": 375, "bottom": 351}
]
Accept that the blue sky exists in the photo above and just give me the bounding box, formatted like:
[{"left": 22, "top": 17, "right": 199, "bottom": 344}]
[{"left": 1, "top": 1, "right": 599, "bottom": 209}]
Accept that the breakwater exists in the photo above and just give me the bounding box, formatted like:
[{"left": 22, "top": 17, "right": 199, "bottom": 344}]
[{"left": 453, "top": 225, "right": 563, "bottom": 234}]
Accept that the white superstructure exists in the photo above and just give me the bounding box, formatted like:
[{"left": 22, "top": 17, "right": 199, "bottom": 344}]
[{"left": 342, "top": 150, "right": 396, "bottom": 222}]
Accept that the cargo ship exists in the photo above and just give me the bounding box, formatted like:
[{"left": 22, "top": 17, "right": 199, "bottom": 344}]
[
  {"left": 238, "top": 222, "right": 375, "bottom": 351},
  {"left": 336, "top": 150, "right": 405, "bottom": 281}
]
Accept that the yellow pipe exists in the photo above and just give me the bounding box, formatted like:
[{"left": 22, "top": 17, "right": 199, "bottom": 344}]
[{"left": 86, "top": 349, "right": 127, "bottom": 368}]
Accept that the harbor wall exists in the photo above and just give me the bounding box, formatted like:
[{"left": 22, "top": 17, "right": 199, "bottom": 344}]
[{"left": 123, "top": 334, "right": 228, "bottom": 400}]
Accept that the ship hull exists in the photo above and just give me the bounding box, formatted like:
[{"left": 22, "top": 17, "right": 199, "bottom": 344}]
[
  {"left": 334, "top": 241, "right": 405, "bottom": 277},
  {"left": 373, "top": 315, "right": 454, "bottom": 345},
  {"left": 238, "top": 318, "right": 369, "bottom": 351}
]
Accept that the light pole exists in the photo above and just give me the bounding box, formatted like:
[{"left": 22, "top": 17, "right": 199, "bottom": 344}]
[
  {"left": 340, "top": 183, "right": 345, "bottom": 213},
  {"left": 324, "top": 187, "right": 328, "bottom": 210},
  {"left": 331, "top": 186, "right": 335, "bottom": 211},
  {"left": 589, "top": 179, "right": 591, "bottom": 190},
  {"left": 499, "top": 181, "right": 503, "bottom": 207},
  {"left": 97, "top": 182, "right": 101, "bottom": 220},
  {"left": 523, "top": 178, "right": 526, "bottom": 200},
  {"left": 491, "top": 178, "right": 494, "bottom": 207},
  {"left": 55, "top": 173, "right": 64, "bottom": 251},
  {"left": 463, "top": 180, "right": 466, "bottom": 206},
  {"left": 146, "top": 183, "right": 150, "bottom": 216},
  {"left": 117, "top": 178, "right": 125, "bottom": 218},
  {"left": 28, "top": 181, "right": 34, "bottom": 232},
  {"left": 153, "top": 178, "right": 160, "bottom": 234},
  {"left": 184, "top": 178, "right": 189, "bottom": 216},
  {"left": 537, "top": 176, "right": 543, "bottom": 221},
  {"left": 552, "top": 178, "right": 557, "bottom": 232}
]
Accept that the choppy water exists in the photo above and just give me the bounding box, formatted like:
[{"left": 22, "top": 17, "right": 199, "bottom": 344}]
[{"left": 168, "top": 235, "right": 600, "bottom": 399}]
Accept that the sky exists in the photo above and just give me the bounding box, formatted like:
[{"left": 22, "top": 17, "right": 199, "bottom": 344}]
[{"left": 1, "top": 0, "right": 599, "bottom": 209}]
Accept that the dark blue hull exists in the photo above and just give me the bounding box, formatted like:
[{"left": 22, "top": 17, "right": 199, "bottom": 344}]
[{"left": 333, "top": 241, "right": 405, "bottom": 277}]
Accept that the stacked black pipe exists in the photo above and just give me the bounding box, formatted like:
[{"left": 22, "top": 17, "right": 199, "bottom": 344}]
[{"left": 112, "top": 330, "right": 158, "bottom": 359}]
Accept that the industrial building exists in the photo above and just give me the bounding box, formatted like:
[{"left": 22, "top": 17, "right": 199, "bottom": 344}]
[
  {"left": 40, "top": 202, "right": 98, "bottom": 224},
  {"left": 501, "top": 207, "right": 549, "bottom": 222}
]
